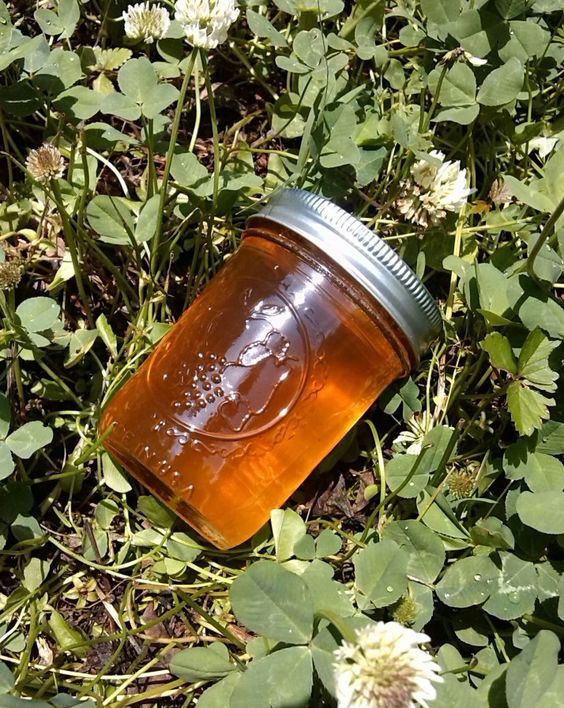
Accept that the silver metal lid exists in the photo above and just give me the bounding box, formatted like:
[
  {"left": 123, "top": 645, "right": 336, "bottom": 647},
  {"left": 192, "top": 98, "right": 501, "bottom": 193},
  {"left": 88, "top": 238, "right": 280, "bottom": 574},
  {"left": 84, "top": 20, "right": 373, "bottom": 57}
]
[{"left": 248, "top": 188, "right": 442, "bottom": 358}]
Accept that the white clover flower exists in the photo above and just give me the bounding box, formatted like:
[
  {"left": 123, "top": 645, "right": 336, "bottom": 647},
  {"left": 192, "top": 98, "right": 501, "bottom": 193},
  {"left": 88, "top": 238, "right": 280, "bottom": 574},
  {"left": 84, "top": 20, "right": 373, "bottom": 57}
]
[
  {"left": 122, "top": 2, "right": 171, "bottom": 43},
  {"left": 441, "top": 47, "right": 487, "bottom": 67},
  {"left": 393, "top": 411, "right": 433, "bottom": 455},
  {"left": 175, "top": 0, "right": 239, "bottom": 49},
  {"left": 334, "top": 622, "right": 443, "bottom": 708},
  {"left": 410, "top": 159, "right": 436, "bottom": 191},
  {"left": 396, "top": 150, "right": 472, "bottom": 227},
  {"left": 464, "top": 52, "right": 487, "bottom": 67},
  {"left": 25, "top": 143, "right": 66, "bottom": 184}
]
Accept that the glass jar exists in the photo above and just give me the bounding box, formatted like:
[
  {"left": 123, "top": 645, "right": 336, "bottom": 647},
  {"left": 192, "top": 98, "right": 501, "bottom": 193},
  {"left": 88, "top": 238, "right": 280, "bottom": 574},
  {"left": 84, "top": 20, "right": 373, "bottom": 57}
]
[{"left": 100, "top": 189, "right": 441, "bottom": 549}]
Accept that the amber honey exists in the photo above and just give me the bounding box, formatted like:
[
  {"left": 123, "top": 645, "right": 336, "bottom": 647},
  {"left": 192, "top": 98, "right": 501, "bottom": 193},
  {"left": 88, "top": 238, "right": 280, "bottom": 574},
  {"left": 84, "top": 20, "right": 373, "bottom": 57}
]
[{"left": 100, "top": 191, "right": 439, "bottom": 548}]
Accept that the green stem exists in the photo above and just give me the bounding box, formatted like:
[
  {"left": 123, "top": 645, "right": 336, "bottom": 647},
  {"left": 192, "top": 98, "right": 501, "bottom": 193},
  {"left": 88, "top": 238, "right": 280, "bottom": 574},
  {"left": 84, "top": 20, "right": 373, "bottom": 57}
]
[
  {"left": 230, "top": 42, "right": 279, "bottom": 100},
  {"left": 144, "top": 118, "right": 156, "bottom": 198},
  {"left": 361, "top": 444, "right": 428, "bottom": 542},
  {"left": 527, "top": 194, "right": 564, "bottom": 282},
  {"left": 77, "top": 636, "right": 129, "bottom": 698},
  {"left": 342, "top": 443, "right": 433, "bottom": 562},
  {"left": 116, "top": 678, "right": 187, "bottom": 706},
  {"left": 77, "top": 129, "right": 90, "bottom": 234},
  {"left": 186, "top": 228, "right": 204, "bottom": 305},
  {"left": 0, "top": 108, "right": 13, "bottom": 190},
  {"left": 445, "top": 203, "right": 468, "bottom": 320},
  {"left": 0, "top": 291, "right": 26, "bottom": 413},
  {"left": 14, "top": 601, "right": 38, "bottom": 689},
  {"left": 87, "top": 239, "right": 136, "bottom": 314},
  {"left": 35, "top": 356, "right": 83, "bottom": 407},
  {"left": 202, "top": 50, "right": 221, "bottom": 207},
  {"left": 189, "top": 64, "right": 202, "bottom": 153},
  {"left": 365, "top": 420, "right": 386, "bottom": 525},
  {"left": 522, "top": 614, "right": 564, "bottom": 637},
  {"left": 50, "top": 181, "right": 94, "bottom": 327},
  {"left": 421, "top": 61, "right": 448, "bottom": 133},
  {"left": 151, "top": 48, "right": 198, "bottom": 274},
  {"left": 340, "top": 0, "right": 384, "bottom": 38},
  {"left": 176, "top": 589, "right": 246, "bottom": 650},
  {"left": 316, "top": 610, "right": 357, "bottom": 643}
]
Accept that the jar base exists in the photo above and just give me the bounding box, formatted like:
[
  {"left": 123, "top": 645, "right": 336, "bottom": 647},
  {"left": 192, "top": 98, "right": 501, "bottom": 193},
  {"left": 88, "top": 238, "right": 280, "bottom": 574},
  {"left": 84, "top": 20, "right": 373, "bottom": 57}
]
[{"left": 104, "top": 444, "right": 233, "bottom": 550}]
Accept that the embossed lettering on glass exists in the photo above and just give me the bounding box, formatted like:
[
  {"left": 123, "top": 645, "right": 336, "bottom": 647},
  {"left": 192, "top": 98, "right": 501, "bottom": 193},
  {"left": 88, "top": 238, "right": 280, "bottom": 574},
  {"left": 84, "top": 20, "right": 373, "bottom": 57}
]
[{"left": 100, "top": 189, "right": 441, "bottom": 548}]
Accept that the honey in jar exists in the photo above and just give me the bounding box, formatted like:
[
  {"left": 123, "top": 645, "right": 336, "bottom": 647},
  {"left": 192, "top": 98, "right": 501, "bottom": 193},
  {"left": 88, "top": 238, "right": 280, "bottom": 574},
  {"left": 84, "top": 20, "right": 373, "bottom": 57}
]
[{"left": 100, "top": 189, "right": 441, "bottom": 549}]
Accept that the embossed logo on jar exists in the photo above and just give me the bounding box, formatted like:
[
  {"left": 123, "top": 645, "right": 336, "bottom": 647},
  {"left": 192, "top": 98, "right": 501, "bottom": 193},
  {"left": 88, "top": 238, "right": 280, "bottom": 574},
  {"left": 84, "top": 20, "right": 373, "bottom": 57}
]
[{"left": 147, "top": 282, "right": 310, "bottom": 439}]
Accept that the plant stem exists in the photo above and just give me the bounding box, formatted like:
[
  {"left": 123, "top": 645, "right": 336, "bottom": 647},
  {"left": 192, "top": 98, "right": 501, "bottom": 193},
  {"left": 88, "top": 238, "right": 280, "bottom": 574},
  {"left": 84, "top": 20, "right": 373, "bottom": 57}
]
[
  {"left": 527, "top": 194, "right": 564, "bottom": 281},
  {"left": 35, "top": 356, "right": 83, "bottom": 406},
  {"left": 144, "top": 117, "right": 156, "bottom": 198},
  {"left": 0, "top": 108, "right": 13, "bottom": 190},
  {"left": 202, "top": 50, "right": 221, "bottom": 206},
  {"left": 151, "top": 48, "right": 198, "bottom": 274},
  {"left": 316, "top": 609, "right": 357, "bottom": 643},
  {"left": 0, "top": 291, "right": 25, "bottom": 413},
  {"left": 176, "top": 589, "right": 246, "bottom": 650},
  {"left": 522, "top": 614, "right": 564, "bottom": 636},
  {"left": 76, "top": 129, "right": 90, "bottom": 234},
  {"left": 189, "top": 64, "right": 202, "bottom": 153},
  {"left": 230, "top": 42, "right": 279, "bottom": 100},
  {"left": 14, "top": 601, "right": 38, "bottom": 690},
  {"left": 421, "top": 61, "right": 448, "bottom": 133},
  {"left": 50, "top": 181, "right": 94, "bottom": 327},
  {"left": 365, "top": 420, "right": 386, "bottom": 527},
  {"left": 340, "top": 0, "right": 384, "bottom": 38},
  {"left": 445, "top": 203, "right": 468, "bottom": 320},
  {"left": 87, "top": 239, "right": 136, "bottom": 313}
]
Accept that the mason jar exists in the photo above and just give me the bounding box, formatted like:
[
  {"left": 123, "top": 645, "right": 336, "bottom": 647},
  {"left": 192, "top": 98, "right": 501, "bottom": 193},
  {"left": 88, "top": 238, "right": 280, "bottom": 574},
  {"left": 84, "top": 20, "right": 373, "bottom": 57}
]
[{"left": 100, "top": 189, "right": 441, "bottom": 548}]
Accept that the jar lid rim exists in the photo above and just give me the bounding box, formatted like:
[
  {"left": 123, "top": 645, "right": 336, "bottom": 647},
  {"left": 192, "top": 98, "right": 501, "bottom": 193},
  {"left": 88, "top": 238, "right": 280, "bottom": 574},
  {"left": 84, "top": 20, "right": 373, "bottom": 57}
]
[{"left": 248, "top": 188, "right": 442, "bottom": 357}]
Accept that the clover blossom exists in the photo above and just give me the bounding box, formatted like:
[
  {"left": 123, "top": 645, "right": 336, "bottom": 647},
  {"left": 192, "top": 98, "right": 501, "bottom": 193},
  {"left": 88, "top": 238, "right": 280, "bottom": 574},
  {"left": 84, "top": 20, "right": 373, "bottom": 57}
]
[
  {"left": 448, "top": 464, "right": 479, "bottom": 500},
  {"left": 0, "top": 260, "right": 23, "bottom": 290},
  {"left": 334, "top": 622, "right": 443, "bottom": 708},
  {"left": 393, "top": 411, "right": 434, "bottom": 455},
  {"left": 175, "top": 0, "right": 239, "bottom": 49},
  {"left": 25, "top": 143, "right": 66, "bottom": 184},
  {"left": 396, "top": 150, "right": 472, "bottom": 227},
  {"left": 441, "top": 47, "right": 487, "bottom": 67},
  {"left": 122, "top": 2, "right": 171, "bottom": 43}
]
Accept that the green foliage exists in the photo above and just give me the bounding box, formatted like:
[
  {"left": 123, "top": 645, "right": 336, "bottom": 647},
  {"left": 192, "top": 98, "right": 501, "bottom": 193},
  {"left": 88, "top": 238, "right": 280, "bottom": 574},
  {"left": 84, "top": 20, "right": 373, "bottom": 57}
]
[
  {"left": 477, "top": 58, "right": 524, "bottom": 106},
  {"left": 101, "top": 452, "right": 132, "bottom": 492},
  {"left": 436, "top": 555, "right": 500, "bottom": 608},
  {"left": 421, "top": 0, "right": 461, "bottom": 25},
  {"left": 382, "top": 520, "right": 445, "bottom": 584},
  {"left": 1, "top": 0, "right": 564, "bottom": 703},
  {"left": 0, "top": 657, "right": 96, "bottom": 708},
  {"left": 481, "top": 332, "right": 518, "bottom": 373},
  {"left": 48, "top": 611, "right": 87, "bottom": 657},
  {"left": 230, "top": 561, "right": 314, "bottom": 644},
  {"left": 482, "top": 553, "right": 537, "bottom": 620},
  {"left": 516, "top": 491, "right": 564, "bottom": 534},
  {"left": 16, "top": 297, "right": 60, "bottom": 332},
  {"left": 86, "top": 196, "right": 135, "bottom": 245},
  {"left": 34, "top": 0, "right": 80, "bottom": 39},
  {"left": 169, "top": 644, "right": 235, "bottom": 682},
  {"left": 4, "top": 421, "right": 53, "bottom": 459},
  {"left": 246, "top": 9, "right": 287, "bottom": 47},
  {"left": 505, "top": 631, "right": 562, "bottom": 707},
  {"left": 0, "top": 390, "right": 53, "bottom": 480},
  {"left": 354, "top": 539, "right": 409, "bottom": 607},
  {"left": 112, "top": 57, "right": 179, "bottom": 120},
  {"left": 230, "top": 646, "right": 312, "bottom": 708},
  {"left": 507, "top": 381, "right": 553, "bottom": 436}
]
